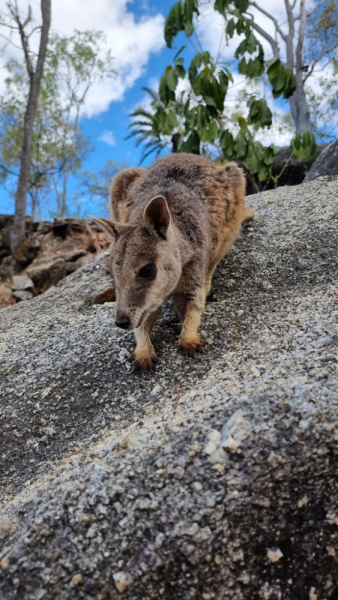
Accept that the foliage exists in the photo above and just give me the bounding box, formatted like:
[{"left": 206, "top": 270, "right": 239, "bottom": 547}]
[
  {"left": 130, "top": 0, "right": 321, "bottom": 183},
  {"left": 0, "top": 30, "right": 115, "bottom": 218}
]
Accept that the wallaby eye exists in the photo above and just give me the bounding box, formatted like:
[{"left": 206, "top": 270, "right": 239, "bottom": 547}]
[{"left": 138, "top": 264, "right": 157, "bottom": 279}]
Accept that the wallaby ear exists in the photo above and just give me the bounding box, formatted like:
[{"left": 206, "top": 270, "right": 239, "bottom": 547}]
[
  {"left": 89, "top": 216, "right": 127, "bottom": 240},
  {"left": 111, "top": 168, "right": 146, "bottom": 204},
  {"left": 143, "top": 196, "right": 171, "bottom": 239}
]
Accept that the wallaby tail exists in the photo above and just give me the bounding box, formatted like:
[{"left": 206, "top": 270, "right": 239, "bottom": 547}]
[{"left": 242, "top": 206, "right": 255, "bottom": 225}]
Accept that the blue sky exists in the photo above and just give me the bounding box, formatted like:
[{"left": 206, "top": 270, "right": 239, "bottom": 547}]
[{"left": 0, "top": 0, "right": 335, "bottom": 218}]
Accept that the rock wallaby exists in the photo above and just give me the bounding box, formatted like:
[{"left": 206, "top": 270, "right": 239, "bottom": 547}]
[{"left": 90, "top": 153, "right": 254, "bottom": 372}]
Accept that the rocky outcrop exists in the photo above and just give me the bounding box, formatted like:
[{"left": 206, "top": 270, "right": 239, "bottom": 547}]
[
  {"left": 0, "top": 217, "right": 112, "bottom": 307},
  {"left": 304, "top": 138, "right": 338, "bottom": 182},
  {"left": 0, "top": 177, "right": 337, "bottom": 599},
  {"left": 271, "top": 143, "right": 327, "bottom": 187}
]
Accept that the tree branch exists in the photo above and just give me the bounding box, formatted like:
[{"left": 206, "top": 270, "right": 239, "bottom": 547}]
[
  {"left": 306, "top": 0, "right": 326, "bottom": 19},
  {"left": 303, "top": 42, "right": 338, "bottom": 81},
  {"left": 296, "top": 0, "right": 307, "bottom": 72},
  {"left": 8, "top": 1, "right": 34, "bottom": 78},
  {"left": 250, "top": 1, "right": 287, "bottom": 42}
]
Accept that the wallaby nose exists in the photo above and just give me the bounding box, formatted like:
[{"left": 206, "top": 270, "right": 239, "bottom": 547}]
[{"left": 115, "top": 317, "right": 130, "bottom": 330}]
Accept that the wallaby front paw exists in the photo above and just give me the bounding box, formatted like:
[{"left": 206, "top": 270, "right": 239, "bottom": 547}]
[
  {"left": 129, "top": 350, "right": 157, "bottom": 373},
  {"left": 178, "top": 336, "right": 203, "bottom": 357},
  {"left": 92, "top": 286, "right": 116, "bottom": 304}
]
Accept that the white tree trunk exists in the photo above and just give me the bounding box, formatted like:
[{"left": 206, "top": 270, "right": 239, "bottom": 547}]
[{"left": 288, "top": 74, "right": 312, "bottom": 133}]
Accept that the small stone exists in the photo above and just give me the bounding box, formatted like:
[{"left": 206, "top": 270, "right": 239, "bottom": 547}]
[
  {"left": 212, "top": 463, "right": 224, "bottom": 472},
  {"left": 151, "top": 384, "right": 162, "bottom": 396},
  {"left": 186, "top": 522, "right": 199, "bottom": 536},
  {"left": 71, "top": 574, "right": 83, "bottom": 586},
  {"left": 222, "top": 436, "right": 238, "bottom": 452},
  {"left": 113, "top": 571, "right": 131, "bottom": 592},
  {"left": 208, "top": 448, "right": 227, "bottom": 464},
  {"left": 267, "top": 548, "right": 283, "bottom": 562},
  {"left": 0, "top": 518, "right": 17, "bottom": 537}
]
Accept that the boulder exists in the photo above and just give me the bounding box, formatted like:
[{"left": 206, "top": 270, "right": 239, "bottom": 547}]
[
  {"left": 304, "top": 138, "right": 338, "bottom": 182},
  {"left": 11, "top": 274, "right": 34, "bottom": 291},
  {"left": 12, "top": 289, "right": 34, "bottom": 301},
  {"left": 26, "top": 257, "right": 67, "bottom": 293},
  {"left": 0, "top": 256, "right": 21, "bottom": 283},
  {"left": 271, "top": 143, "right": 327, "bottom": 187},
  {"left": 0, "top": 283, "right": 15, "bottom": 308},
  {"left": 0, "top": 177, "right": 337, "bottom": 600}
]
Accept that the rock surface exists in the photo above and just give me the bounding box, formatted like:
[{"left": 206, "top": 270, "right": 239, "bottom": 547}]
[
  {"left": 0, "top": 177, "right": 338, "bottom": 599},
  {"left": 0, "top": 217, "right": 112, "bottom": 306},
  {"left": 304, "top": 138, "right": 338, "bottom": 182}
]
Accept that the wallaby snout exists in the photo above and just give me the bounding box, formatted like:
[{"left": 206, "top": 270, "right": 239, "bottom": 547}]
[{"left": 115, "top": 311, "right": 131, "bottom": 330}]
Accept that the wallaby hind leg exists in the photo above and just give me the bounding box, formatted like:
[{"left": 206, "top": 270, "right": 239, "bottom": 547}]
[
  {"left": 129, "top": 307, "right": 161, "bottom": 373},
  {"left": 242, "top": 206, "right": 255, "bottom": 224},
  {"left": 204, "top": 264, "right": 218, "bottom": 297}
]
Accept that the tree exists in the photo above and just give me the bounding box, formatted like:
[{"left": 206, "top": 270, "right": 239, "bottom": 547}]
[
  {"left": 0, "top": 0, "right": 51, "bottom": 252},
  {"left": 164, "top": 0, "right": 338, "bottom": 133},
  {"left": 130, "top": 0, "right": 334, "bottom": 177},
  {"left": 0, "top": 30, "right": 115, "bottom": 220}
]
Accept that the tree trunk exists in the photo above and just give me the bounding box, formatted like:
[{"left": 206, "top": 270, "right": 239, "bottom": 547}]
[
  {"left": 288, "top": 79, "right": 312, "bottom": 133},
  {"left": 286, "top": 0, "right": 312, "bottom": 134},
  {"left": 10, "top": 0, "right": 51, "bottom": 253}
]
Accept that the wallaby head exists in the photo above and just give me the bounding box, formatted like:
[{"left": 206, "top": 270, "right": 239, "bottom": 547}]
[{"left": 90, "top": 196, "right": 182, "bottom": 331}]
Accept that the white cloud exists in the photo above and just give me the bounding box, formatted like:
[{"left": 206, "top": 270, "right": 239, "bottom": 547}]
[
  {"left": 0, "top": 0, "right": 165, "bottom": 117},
  {"left": 99, "top": 130, "right": 116, "bottom": 147}
]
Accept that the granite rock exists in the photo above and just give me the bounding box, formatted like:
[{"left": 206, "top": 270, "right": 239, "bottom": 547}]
[{"left": 0, "top": 177, "right": 337, "bottom": 600}]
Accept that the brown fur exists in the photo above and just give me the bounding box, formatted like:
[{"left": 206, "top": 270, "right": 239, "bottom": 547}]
[{"left": 90, "top": 153, "right": 254, "bottom": 372}]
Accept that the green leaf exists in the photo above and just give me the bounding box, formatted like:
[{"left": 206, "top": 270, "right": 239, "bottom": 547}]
[
  {"left": 235, "top": 33, "right": 259, "bottom": 58},
  {"left": 214, "top": 0, "right": 231, "bottom": 14},
  {"left": 234, "top": 0, "right": 249, "bottom": 11},
  {"left": 188, "top": 53, "right": 203, "bottom": 83},
  {"left": 234, "top": 131, "right": 248, "bottom": 159},
  {"left": 226, "top": 18, "right": 235, "bottom": 38},
  {"left": 184, "top": 108, "right": 196, "bottom": 131},
  {"left": 192, "top": 68, "right": 210, "bottom": 97},
  {"left": 164, "top": 2, "right": 184, "bottom": 48},
  {"left": 204, "top": 95, "right": 217, "bottom": 107},
  {"left": 238, "top": 116, "right": 249, "bottom": 133},
  {"left": 175, "top": 64, "right": 186, "bottom": 79},
  {"left": 291, "top": 131, "right": 317, "bottom": 161},
  {"left": 159, "top": 74, "right": 175, "bottom": 104},
  {"left": 283, "top": 69, "right": 297, "bottom": 99},
  {"left": 218, "top": 70, "right": 229, "bottom": 101},
  {"left": 267, "top": 59, "right": 296, "bottom": 99},
  {"left": 184, "top": 0, "right": 199, "bottom": 34},
  {"left": 180, "top": 130, "right": 200, "bottom": 153},
  {"left": 167, "top": 108, "right": 179, "bottom": 130},
  {"left": 174, "top": 45, "right": 187, "bottom": 62},
  {"left": 219, "top": 129, "right": 234, "bottom": 157},
  {"left": 165, "top": 66, "right": 178, "bottom": 91},
  {"left": 247, "top": 98, "right": 272, "bottom": 129}
]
